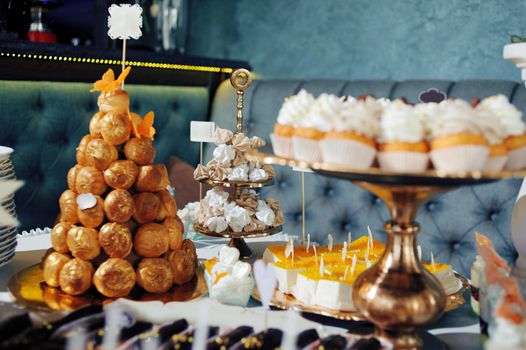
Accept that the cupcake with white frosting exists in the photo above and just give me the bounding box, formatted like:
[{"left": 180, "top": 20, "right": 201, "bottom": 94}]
[
  {"left": 292, "top": 93, "right": 342, "bottom": 162},
  {"left": 477, "top": 95, "right": 526, "bottom": 170},
  {"left": 271, "top": 89, "right": 315, "bottom": 158},
  {"left": 378, "top": 100, "right": 429, "bottom": 173},
  {"left": 429, "top": 99, "right": 489, "bottom": 172},
  {"left": 319, "top": 96, "right": 379, "bottom": 168},
  {"left": 475, "top": 104, "right": 508, "bottom": 171}
]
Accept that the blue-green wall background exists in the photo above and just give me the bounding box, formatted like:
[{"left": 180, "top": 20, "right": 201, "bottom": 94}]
[{"left": 188, "top": 0, "right": 525, "bottom": 81}]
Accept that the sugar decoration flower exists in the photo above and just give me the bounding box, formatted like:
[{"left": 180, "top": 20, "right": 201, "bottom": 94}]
[{"left": 90, "top": 67, "right": 131, "bottom": 93}]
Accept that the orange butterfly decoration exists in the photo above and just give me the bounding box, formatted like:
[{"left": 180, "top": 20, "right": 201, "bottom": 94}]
[
  {"left": 130, "top": 111, "right": 156, "bottom": 140},
  {"left": 90, "top": 67, "right": 131, "bottom": 93}
]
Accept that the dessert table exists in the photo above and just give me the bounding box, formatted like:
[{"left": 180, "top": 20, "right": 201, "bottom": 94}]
[{"left": 0, "top": 235, "right": 480, "bottom": 350}]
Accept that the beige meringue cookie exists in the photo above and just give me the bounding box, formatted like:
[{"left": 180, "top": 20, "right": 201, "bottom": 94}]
[
  {"left": 213, "top": 127, "right": 234, "bottom": 145},
  {"left": 250, "top": 136, "right": 266, "bottom": 148},
  {"left": 232, "top": 151, "right": 248, "bottom": 167},
  {"left": 273, "top": 210, "right": 284, "bottom": 227},
  {"left": 208, "top": 164, "right": 228, "bottom": 181},
  {"left": 265, "top": 198, "right": 280, "bottom": 212},
  {"left": 244, "top": 217, "right": 267, "bottom": 232},
  {"left": 193, "top": 164, "right": 209, "bottom": 180},
  {"left": 262, "top": 164, "right": 276, "bottom": 177},
  {"left": 235, "top": 195, "right": 258, "bottom": 209},
  {"left": 231, "top": 133, "right": 251, "bottom": 151}
]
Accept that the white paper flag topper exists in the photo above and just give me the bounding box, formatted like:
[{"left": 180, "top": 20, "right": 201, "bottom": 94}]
[
  {"left": 108, "top": 4, "right": 143, "bottom": 40},
  {"left": 190, "top": 121, "right": 216, "bottom": 142}
]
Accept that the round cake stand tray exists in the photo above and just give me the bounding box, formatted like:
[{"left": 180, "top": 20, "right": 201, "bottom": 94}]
[
  {"left": 252, "top": 272, "right": 468, "bottom": 321},
  {"left": 194, "top": 224, "right": 282, "bottom": 260},
  {"left": 7, "top": 264, "right": 208, "bottom": 314}
]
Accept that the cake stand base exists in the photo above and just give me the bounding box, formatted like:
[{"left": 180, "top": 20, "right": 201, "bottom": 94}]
[{"left": 228, "top": 237, "right": 255, "bottom": 260}]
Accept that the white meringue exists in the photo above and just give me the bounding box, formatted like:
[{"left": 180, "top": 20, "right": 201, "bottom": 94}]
[
  {"left": 248, "top": 168, "right": 268, "bottom": 181},
  {"left": 227, "top": 164, "right": 249, "bottom": 181},
  {"left": 224, "top": 203, "right": 251, "bottom": 232},
  {"left": 205, "top": 216, "right": 228, "bottom": 233},
  {"left": 177, "top": 201, "right": 200, "bottom": 222},
  {"left": 255, "top": 200, "right": 276, "bottom": 226},
  {"left": 205, "top": 187, "right": 229, "bottom": 208},
  {"left": 213, "top": 144, "right": 236, "bottom": 165}
]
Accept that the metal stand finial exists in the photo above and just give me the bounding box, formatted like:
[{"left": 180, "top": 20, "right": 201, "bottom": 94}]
[{"left": 230, "top": 69, "right": 253, "bottom": 134}]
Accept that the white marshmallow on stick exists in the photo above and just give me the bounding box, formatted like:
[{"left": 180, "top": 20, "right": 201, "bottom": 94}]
[
  {"left": 348, "top": 231, "right": 352, "bottom": 245},
  {"left": 417, "top": 245, "right": 422, "bottom": 261},
  {"left": 306, "top": 233, "right": 311, "bottom": 254},
  {"left": 328, "top": 233, "right": 333, "bottom": 252},
  {"left": 341, "top": 242, "right": 347, "bottom": 262}
]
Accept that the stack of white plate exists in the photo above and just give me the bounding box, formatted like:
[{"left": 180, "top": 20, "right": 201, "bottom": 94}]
[{"left": 0, "top": 146, "right": 17, "bottom": 268}]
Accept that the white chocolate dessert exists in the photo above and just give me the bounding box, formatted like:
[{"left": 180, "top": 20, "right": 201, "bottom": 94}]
[{"left": 203, "top": 246, "right": 255, "bottom": 307}]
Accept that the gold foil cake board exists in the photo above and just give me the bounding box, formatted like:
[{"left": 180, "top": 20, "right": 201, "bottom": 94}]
[
  {"left": 7, "top": 264, "right": 208, "bottom": 314},
  {"left": 252, "top": 273, "right": 469, "bottom": 321}
]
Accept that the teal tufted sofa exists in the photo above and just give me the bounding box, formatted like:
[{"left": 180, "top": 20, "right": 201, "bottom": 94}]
[
  {"left": 1, "top": 77, "right": 523, "bottom": 277},
  {"left": 208, "top": 79, "right": 526, "bottom": 276},
  {"left": 0, "top": 80, "right": 209, "bottom": 232}
]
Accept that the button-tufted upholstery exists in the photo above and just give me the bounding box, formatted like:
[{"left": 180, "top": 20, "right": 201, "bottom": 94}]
[
  {"left": 208, "top": 79, "right": 526, "bottom": 275},
  {"left": 0, "top": 80, "right": 209, "bottom": 232}
]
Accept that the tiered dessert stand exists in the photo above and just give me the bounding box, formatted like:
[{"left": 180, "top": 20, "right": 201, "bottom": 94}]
[
  {"left": 247, "top": 151, "right": 526, "bottom": 350},
  {"left": 193, "top": 69, "right": 282, "bottom": 259}
]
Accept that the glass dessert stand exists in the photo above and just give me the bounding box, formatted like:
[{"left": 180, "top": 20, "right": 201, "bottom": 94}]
[
  {"left": 194, "top": 177, "right": 282, "bottom": 259},
  {"left": 247, "top": 150, "right": 526, "bottom": 350}
]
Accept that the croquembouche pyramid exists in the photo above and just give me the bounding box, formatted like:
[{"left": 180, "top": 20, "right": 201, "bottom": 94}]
[{"left": 41, "top": 67, "right": 198, "bottom": 298}]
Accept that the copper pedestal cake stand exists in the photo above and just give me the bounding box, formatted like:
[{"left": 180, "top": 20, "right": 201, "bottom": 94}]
[{"left": 248, "top": 150, "right": 526, "bottom": 350}]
